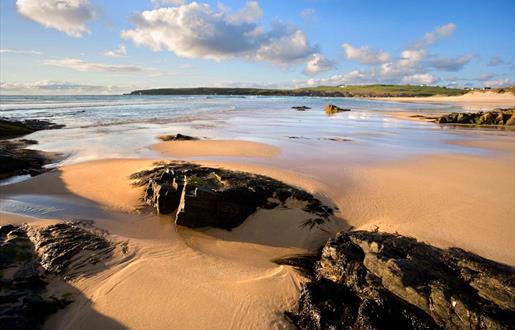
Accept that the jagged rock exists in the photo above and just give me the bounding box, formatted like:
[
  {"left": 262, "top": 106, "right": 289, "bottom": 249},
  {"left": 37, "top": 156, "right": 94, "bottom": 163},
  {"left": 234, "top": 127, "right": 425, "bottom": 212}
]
[
  {"left": 0, "top": 222, "right": 115, "bottom": 329},
  {"left": 292, "top": 106, "right": 311, "bottom": 111},
  {"left": 158, "top": 133, "right": 199, "bottom": 141},
  {"left": 437, "top": 108, "right": 515, "bottom": 126},
  {"left": 278, "top": 231, "right": 515, "bottom": 329},
  {"left": 325, "top": 104, "right": 351, "bottom": 115},
  {"left": 0, "top": 225, "right": 66, "bottom": 330},
  {"left": 131, "top": 162, "right": 334, "bottom": 230},
  {"left": 28, "top": 222, "right": 114, "bottom": 279}
]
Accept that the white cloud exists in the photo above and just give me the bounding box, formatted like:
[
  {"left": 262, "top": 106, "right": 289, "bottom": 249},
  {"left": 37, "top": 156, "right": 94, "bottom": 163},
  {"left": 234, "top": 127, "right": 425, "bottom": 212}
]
[
  {"left": 303, "top": 53, "right": 335, "bottom": 75},
  {"left": 122, "top": 1, "right": 317, "bottom": 66},
  {"left": 16, "top": 0, "right": 96, "bottom": 38},
  {"left": 0, "top": 49, "right": 42, "bottom": 55},
  {"left": 44, "top": 58, "right": 142, "bottom": 72},
  {"left": 416, "top": 23, "right": 455, "bottom": 48},
  {"left": 0, "top": 80, "right": 130, "bottom": 94},
  {"left": 104, "top": 44, "right": 128, "bottom": 57},
  {"left": 341, "top": 43, "right": 390, "bottom": 65},
  {"left": 401, "top": 73, "right": 440, "bottom": 85}
]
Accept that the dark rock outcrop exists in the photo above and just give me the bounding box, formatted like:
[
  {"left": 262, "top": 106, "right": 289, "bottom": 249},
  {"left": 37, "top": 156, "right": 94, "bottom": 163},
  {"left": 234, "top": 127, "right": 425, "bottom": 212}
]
[
  {"left": 278, "top": 230, "right": 515, "bottom": 329},
  {"left": 0, "top": 222, "right": 114, "bottom": 329},
  {"left": 292, "top": 106, "right": 311, "bottom": 111},
  {"left": 0, "top": 118, "right": 64, "bottom": 139},
  {"left": 158, "top": 133, "right": 199, "bottom": 141},
  {"left": 0, "top": 139, "right": 60, "bottom": 180},
  {"left": 131, "top": 162, "right": 334, "bottom": 230},
  {"left": 437, "top": 108, "right": 515, "bottom": 126},
  {"left": 0, "top": 118, "right": 65, "bottom": 180},
  {"left": 325, "top": 104, "right": 351, "bottom": 115}
]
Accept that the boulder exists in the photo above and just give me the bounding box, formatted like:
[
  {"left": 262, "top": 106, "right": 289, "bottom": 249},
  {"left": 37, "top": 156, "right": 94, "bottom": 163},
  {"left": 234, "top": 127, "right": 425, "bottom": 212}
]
[
  {"left": 131, "top": 162, "right": 334, "bottom": 230},
  {"left": 325, "top": 104, "right": 351, "bottom": 115},
  {"left": 279, "top": 230, "right": 515, "bottom": 329},
  {"left": 158, "top": 133, "right": 198, "bottom": 141}
]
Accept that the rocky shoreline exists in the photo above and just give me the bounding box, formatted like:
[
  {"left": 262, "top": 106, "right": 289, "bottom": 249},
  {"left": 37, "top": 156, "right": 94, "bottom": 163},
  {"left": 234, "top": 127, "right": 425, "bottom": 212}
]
[
  {"left": 277, "top": 230, "right": 515, "bottom": 329},
  {"left": 412, "top": 108, "right": 515, "bottom": 127},
  {"left": 0, "top": 118, "right": 65, "bottom": 180}
]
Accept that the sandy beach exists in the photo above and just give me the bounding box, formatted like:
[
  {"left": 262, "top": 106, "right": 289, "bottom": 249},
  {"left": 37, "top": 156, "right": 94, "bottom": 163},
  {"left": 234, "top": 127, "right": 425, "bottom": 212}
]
[
  {"left": 380, "top": 90, "right": 515, "bottom": 109},
  {"left": 1, "top": 91, "right": 514, "bottom": 329},
  {"left": 2, "top": 103, "right": 514, "bottom": 328}
]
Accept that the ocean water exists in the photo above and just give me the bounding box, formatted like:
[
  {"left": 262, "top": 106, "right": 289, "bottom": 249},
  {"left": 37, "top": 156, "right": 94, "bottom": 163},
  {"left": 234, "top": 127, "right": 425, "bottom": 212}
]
[{"left": 0, "top": 94, "right": 505, "bottom": 166}]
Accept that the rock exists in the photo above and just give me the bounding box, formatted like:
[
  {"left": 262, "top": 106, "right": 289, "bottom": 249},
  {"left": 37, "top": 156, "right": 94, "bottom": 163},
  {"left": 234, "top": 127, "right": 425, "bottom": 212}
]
[
  {"left": 437, "top": 108, "right": 515, "bottom": 127},
  {"left": 292, "top": 106, "right": 311, "bottom": 111},
  {"left": 158, "top": 133, "right": 199, "bottom": 141},
  {"left": 278, "top": 230, "right": 515, "bottom": 329},
  {"left": 0, "top": 222, "right": 115, "bottom": 329},
  {"left": 28, "top": 222, "right": 114, "bottom": 278},
  {"left": 131, "top": 162, "right": 334, "bottom": 230},
  {"left": 325, "top": 104, "right": 351, "bottom": 115},
  {"left": 0, "top": 118, "right": 65, "bottom": 180},
  {"left": 0, "top": 118, "right": 64, "bottom": 139},
  {"left": 0, "top": 139, "right": 61, "bottom": 180}
]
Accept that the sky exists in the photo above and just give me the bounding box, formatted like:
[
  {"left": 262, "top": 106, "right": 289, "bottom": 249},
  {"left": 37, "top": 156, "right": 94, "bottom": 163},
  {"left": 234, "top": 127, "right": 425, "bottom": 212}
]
[{"left": 0, "top": 0, "right": 514, "bottom": 94}]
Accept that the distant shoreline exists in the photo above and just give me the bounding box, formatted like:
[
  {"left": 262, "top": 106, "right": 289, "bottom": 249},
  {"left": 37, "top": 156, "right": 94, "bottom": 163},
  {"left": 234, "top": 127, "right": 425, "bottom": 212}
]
[
  {"left": 127, "top": 84, "right": 515, "bottom": 98},
  {"left": 127, "top": 84, "right": 472, "bottom": 98}
]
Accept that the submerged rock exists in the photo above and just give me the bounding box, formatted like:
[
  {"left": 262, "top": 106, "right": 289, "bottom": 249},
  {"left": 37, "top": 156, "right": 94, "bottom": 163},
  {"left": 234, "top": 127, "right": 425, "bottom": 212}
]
[
  {"left": 325, "top": 104, "right": 351, "bottom": 115},
  {"left": 292, "top": 106, "right": 311, "bottom": 111},
  {"left": 279, "top": 230, "right": 515, "bottom": 329},
  {"left": 158, "top": 133, "right": 199, "bottom": 141},
  {"left": 0, "top": 222, "right": 114, "bottom": 329},
  {"left": 131, "top": 162, "right": 334, "bottom": 230}
]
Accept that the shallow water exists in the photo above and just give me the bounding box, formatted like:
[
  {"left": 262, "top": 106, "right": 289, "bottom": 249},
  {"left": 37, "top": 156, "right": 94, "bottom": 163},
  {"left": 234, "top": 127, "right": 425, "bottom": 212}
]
[{"left": 0, "top": 94, "right": 510, "bottom": 168}]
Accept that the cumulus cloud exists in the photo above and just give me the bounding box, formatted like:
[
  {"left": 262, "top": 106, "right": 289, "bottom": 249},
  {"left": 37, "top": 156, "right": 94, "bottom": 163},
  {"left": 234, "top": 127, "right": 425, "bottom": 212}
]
[
  {"left": 315, "top": 22, "right": 468, "bottom": 87},
  {"left": 121, "top": 1, "right": 317, "bottom": 67},
  {"left": 303, "top": 53, "right": 335, "bottom": 75},
  {"left": 0, "top": 80, "right": 130, "bottom": 94},
  {"left": 16, "top": 0, "right": 96, "bottom": 37},
  {"left": 44, "top": 58, "right": 142, "bottom": 72},
  {"left": 104, "top": 44, "right": 128, "bottom": 57},
  {"left": 0, "top": 49, "right": 42, "bottom": 55},
  {"left": 341, "top": 43, "right": 390, "bottom": 65}
]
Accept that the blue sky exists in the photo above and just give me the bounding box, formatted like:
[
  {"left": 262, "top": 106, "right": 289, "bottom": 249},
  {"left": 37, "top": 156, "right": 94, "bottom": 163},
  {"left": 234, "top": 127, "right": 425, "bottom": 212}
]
[{"left": 1, "top": 0, "right": 513, "bottom": 94}]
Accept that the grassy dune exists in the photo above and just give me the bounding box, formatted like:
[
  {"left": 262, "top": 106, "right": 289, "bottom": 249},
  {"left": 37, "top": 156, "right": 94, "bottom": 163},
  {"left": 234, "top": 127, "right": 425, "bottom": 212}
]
[{"left": 129, "top": 84, "right": 470, "bottom": 97}]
